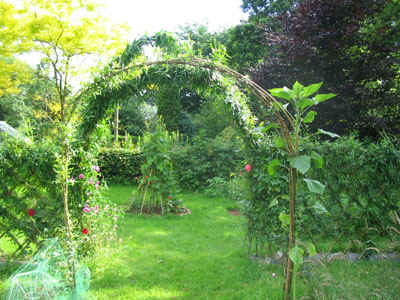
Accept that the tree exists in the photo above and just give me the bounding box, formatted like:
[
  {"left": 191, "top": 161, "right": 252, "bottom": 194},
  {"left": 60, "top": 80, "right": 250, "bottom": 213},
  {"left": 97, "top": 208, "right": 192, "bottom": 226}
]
[
  {"left": 1, "top": 0, "right": 129, "bottom": 124},
  {"left": 243, "top": 0, "right": 400, "bottom": 138},
  {"left": 0, "top": 1, "right": 33, "bottom": 96}
]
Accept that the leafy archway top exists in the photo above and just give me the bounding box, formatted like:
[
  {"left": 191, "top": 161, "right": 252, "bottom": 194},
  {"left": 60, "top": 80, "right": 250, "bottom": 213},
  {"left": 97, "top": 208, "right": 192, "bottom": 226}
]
[{"left": 77, "top": 31, "right": 294, "bottom": 150}]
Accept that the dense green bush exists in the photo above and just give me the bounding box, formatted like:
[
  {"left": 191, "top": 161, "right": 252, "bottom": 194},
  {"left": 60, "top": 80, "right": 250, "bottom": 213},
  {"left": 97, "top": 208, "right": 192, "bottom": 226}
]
[
  {"left": 308, "top": 135, "right": 400, "bottom": 234},
  {"left": 240, "top": 134, "right": 400, "bottom": 254},
  {"left": 171, "top": 127, "right": 245, "bottom": 191},
  {"left": 98, "top": 148, "right": 143, "bottom": 184}
]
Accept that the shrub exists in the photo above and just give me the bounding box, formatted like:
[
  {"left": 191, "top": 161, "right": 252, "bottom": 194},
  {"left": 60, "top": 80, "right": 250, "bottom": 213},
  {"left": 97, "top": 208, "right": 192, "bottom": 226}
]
[
  {"left": 171, "top": 127, "right": 245, "bottom": 191},
  {"left": 98, "top": 148, "right": 143, "bottom": 184}
]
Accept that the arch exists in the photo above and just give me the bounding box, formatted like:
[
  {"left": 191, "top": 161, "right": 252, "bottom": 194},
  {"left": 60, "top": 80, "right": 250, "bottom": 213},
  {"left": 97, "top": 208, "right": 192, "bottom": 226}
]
[{"left": 77, "top": 32, "right": 294, "bottom": 151}]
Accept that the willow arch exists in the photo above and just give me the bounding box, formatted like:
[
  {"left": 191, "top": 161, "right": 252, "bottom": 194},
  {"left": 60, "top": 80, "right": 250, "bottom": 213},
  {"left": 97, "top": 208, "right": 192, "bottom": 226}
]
[{"left": 76, "top": 32, "right": 297, "bottom": 298}]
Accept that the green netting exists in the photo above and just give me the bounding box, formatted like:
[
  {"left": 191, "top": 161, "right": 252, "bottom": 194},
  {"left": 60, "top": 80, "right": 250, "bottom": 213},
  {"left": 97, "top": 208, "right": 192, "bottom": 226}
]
[{"left": 6, "top": 238, "right": 91, "bottom": 300}]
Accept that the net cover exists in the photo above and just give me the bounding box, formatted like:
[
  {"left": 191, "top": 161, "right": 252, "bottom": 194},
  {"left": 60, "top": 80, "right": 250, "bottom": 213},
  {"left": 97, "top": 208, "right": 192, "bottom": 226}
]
[{"left": 6, "top": 239, "right": 91, "bottom": 299}]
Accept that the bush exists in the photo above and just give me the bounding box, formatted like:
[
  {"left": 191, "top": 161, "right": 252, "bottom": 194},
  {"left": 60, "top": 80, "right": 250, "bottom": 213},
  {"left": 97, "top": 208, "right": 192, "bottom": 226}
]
[
  {"left": 171, "top": 127, "right": 245, "bottom": 191},
  {"left": 98, "top": 148, "right": 143, "bottom": 184},
  {"left": 239, "top": 134, "right": 400, "bottom": 254}
]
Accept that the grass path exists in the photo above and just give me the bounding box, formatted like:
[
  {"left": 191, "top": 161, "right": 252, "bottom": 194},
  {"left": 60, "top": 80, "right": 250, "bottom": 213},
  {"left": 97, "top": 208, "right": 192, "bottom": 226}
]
[{"left": 89, "top": 186, "right": 283, "bottom": 299}]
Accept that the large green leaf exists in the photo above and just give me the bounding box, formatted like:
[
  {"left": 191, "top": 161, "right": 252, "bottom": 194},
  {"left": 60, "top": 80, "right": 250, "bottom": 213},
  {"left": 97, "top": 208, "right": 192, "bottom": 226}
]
[
  {"left": 279, "top": 212, "right": 290, "bottom": 227},
  {"left": 289, "top": 155, "right": 311, "bottom": 175},
  {"left": 269, "top": 87, "right": 293, "bottom": 101},
  {"left": 293, "top": 81, "right": 304, "bottom": 98},
  {"left": 268, "top": 159, "right": 281, "bottom": 176},
  {"left": 303, "top": 111, "right": 317, "bottom": 123},
  {"left": 311, "top": 151, "right": 323, "bottom": 168},
  {"left": 304, "top": 178, "right": 326, "bottom": 194},
  {"left": 296, "top": 98, "right": 315, "bottom": 110},
  {"left": 318, "top": 129, "right": 340, "bottom": 138},
  {"left": 314, "top": 93, "right": 336, "bottom": 103},
  {"left": 273, "top": 136, "right": 285, "bottom": 148},
  {"left": 303, "top": 82, "right": 323, "bottom": 97},
  {"left": 289, "top": 246, "right": 304, "bottom": 266}
]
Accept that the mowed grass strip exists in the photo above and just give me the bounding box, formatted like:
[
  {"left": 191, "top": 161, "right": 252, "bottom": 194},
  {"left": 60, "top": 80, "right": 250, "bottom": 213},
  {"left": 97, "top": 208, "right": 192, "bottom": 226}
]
[{"left": 89, "top": 186, "right": 283, "bottom": 299}]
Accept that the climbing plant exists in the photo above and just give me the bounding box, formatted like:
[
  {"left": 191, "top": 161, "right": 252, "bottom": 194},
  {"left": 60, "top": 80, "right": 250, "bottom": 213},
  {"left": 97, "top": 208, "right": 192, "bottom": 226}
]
[{"left": 74, "top": 32, "right": 334, "bottom": 299}]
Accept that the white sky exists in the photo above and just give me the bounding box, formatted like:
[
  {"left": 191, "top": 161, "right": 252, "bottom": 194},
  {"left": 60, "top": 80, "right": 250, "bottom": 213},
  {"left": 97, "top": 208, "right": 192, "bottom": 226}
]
[{"left": 102, "top": 0, "right": 248, "bottom": 37}]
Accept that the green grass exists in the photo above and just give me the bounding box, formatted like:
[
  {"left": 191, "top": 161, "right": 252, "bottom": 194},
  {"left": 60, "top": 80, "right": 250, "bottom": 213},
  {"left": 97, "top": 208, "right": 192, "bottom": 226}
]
[{"left": 1, "top": 185, "right": 399, "bottom": 299}]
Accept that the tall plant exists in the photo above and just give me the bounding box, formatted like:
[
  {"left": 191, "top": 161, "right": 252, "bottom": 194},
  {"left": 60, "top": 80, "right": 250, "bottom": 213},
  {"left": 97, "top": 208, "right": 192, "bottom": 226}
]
[
  {"left": 268, "top": 81, "right": 336, "bottom": 299},
  {"left": 131, "top": 120, "right": 183, "bottom": 214}
]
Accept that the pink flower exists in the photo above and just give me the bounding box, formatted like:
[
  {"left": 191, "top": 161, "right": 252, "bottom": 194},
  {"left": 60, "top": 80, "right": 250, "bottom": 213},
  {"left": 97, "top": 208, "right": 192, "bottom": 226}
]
[
  {"left": 92, "top": 165, "right": 100, "bottom": 172},
  {"left": 88, "top": 177, "right": 93, "bottom": 184},
  {"left": 113, "top": 215, "right": 118, "bottom": 221},
  {"left": 94, "top": 205, "right": 99, "bottom": 214},
  {"left": 245, "top": 164, "right": 252, "bottom": 172},
  {"left": 87, "top": 192, "right": 91, "bottom": 196},
  {"left": 83, "top": 203, "right": 91, "bottom": 213},
  {"left": 79, "top": 174, "right": 84, "bottom": 179}
]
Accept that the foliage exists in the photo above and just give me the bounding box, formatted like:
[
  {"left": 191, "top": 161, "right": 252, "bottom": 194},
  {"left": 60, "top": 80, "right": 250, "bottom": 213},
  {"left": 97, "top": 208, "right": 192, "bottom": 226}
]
[
  {"left": 98, "top": 149, "right": 143, "bottom": 184},
  {"left": 1, "top": 0, "right": 129, "bottom": 124},
  {"left": 130, "top": 121, "right": 183, "bottom": 214},
  {"left": 246, "top": 0, "right": 400, "bottom": 139},
  {"left": 0, "top": 133, "right": 121, "bottom": 258},
  {"left": 171, "top": 129, "right": 245, "bottom": 191}
]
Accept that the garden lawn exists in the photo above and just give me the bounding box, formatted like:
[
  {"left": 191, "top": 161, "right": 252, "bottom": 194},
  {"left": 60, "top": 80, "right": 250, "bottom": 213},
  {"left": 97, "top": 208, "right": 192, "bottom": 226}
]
[{"left": 1, "top": 185, "right": 399, "bottom": 299}]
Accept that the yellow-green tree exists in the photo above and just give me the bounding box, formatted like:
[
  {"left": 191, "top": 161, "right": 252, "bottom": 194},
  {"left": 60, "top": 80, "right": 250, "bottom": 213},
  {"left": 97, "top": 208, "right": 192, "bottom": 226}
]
[
  {"left": 0, "top": 1, "right": 33, "bottom": 96},
  {"left": 1, "top": 0, "right": 129, "bottom": 122}
]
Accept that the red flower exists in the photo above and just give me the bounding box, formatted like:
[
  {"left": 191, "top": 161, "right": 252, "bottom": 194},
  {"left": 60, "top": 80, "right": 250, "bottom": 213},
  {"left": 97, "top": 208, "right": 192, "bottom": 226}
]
[
  {"left": 245, "top": 164, "right": 252, "bottom": 172},
  {"left": 28, "top": 209, "right": 35, "bottom": 217},
  {"left": 168, "top": 196, "right": 172, "bottom": 199},
  {"left": 82, "top": 228, "right": 89, "bottom": 235}
]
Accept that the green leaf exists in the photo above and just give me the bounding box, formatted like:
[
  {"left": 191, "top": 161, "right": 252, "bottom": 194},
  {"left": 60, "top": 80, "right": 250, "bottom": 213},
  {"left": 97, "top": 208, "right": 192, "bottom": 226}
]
[
  {"left": 304, "top": 178, "right": 326, "bottom": 194},
  {"left": 273, "top": 136, "right": 285, "bottom": 148},
  {"left": 269, "top": 87, "right": 293, "bottom": 101},
  {"left": 293, "top": 81, "right": 304, "bottom": 98},
  {"left": 268, "top": 159, "right": 281, "bottom": 176},
  {"left": 289, "top": 155, "right": 311, "bottom": 175},
  {"left": 311, "top": 151, "right": 323, "bottom": 168},
  {"left": 263, "top": 122, "right": 280, "bottom": 133},
  {"left": 304, "top": 242, "right": 317, "bottom": 257},
  {"left": 279, "top": 212, "right": 290, "bottom": 227},
  {"left": 303, "top": 82, "right": 323, "bottom": 97},
  {"left": 314, "top": 93, "right": 336, "bottom": 103},
  {"left": 289, "top": 246, "right": 304, "bottom": 266},
  {"left": 318, "top": 129, "right": 340, "bottom": 138},
  {"left": 296, "top": 98, "right": 315, "bottom": 110},
  {"left": 303, "top": 111, "right": 317, "bottom": 123},
  {"left": 313, "top": 201, "right": 329, "bottom": 214},
  {"left": 269, "top": 197, "right": 279, "bottom": 208}
]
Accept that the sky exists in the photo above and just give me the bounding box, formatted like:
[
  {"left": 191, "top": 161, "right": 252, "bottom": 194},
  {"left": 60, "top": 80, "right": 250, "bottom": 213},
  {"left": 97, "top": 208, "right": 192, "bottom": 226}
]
[{"left": 101, "top": 0, "right": 248, "bottom": 37}]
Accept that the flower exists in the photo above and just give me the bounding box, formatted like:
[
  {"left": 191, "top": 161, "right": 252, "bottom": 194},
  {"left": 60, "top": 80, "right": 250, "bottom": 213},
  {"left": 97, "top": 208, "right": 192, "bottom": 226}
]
[
  {"left": 87, "top": 192, "right": 91, "bottom": 196},
  {"left": 83, "top": 203, "right": 91, "bottom": 213},
  {"left": 82, "top": 228, "right": 89, "bottom": 235},
  {"left": 245, "top": 164, "right": 252, "bottom": 172},
  {"left": 272, "top": 273, "right": 276, "bottom": 278},
  {"left": 168, "top": 196, "right": 172, "bottom": 199},
  {"left": 28, "top": 208, "right": 36, "bottom": 217},
  {"left": 79, "top": 174, "right": 84, "bottom": 179},
  {"left": 88, "top": 177, "right": 93, "bottom": 185},
  {"left": 70, "top": 177, "right": 75, "bottom": 184},
  {"left": 92, "top": 165, "right": 100, "bottom": 172}
]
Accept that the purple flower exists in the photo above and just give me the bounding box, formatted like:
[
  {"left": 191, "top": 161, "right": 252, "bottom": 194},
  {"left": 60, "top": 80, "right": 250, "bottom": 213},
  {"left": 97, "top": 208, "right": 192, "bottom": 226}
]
[
  {"left": 70, "top": 177, "right": 75, "bottom": 184},
  {"left": 79, "top": 174, "right": 84, "bottom": 179}
]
